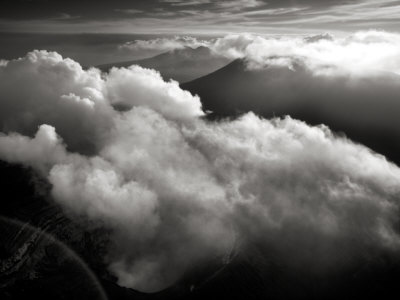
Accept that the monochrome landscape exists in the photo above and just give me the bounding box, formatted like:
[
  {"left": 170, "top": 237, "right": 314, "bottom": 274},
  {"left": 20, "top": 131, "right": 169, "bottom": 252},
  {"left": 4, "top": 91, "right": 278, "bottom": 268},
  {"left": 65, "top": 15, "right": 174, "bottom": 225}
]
[{"left": 1, "top": 1, "right": 400, "bottom": 299}]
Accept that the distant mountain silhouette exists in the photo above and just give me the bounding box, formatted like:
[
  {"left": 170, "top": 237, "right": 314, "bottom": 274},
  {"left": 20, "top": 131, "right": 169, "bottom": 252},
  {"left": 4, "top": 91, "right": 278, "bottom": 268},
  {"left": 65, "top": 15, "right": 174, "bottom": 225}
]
[
  {"left": 182, "top": 59, "right": 400, "bottom": 166},
  {"left": 98, "top": 46, "right": 231, "bottom": 83}
]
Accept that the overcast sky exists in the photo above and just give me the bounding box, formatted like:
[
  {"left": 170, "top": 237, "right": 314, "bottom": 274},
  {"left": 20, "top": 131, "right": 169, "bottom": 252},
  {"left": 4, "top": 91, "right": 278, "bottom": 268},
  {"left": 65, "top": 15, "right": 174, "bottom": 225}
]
[{"left": 1, "top": 0, "right": 400, "bottom": 34}]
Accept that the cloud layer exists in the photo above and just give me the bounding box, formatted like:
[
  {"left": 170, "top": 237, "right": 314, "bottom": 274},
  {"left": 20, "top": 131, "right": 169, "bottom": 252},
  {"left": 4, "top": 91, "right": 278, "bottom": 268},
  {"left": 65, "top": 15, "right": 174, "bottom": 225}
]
[
  {"left": 213, "top": 30, "right": 400, "bottom": 75},
  {"left": 2, "top": 0, "right": 400, "bottom": 34},
  {"left": 1, "top": 47, "right": 400, "bottom": 292},
  {"left": 122, "top": 30, "right": 400, "bottom": 75},
  {"left": 119, "top": 36, "right": 211, "bottom": 56}
]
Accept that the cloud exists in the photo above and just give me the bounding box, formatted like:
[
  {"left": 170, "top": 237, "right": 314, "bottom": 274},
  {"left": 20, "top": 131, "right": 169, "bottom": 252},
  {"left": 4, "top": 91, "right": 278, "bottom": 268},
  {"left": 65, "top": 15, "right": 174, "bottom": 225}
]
[
  {"left": 51, "top": 13, "right": 81, "bottom": 20},
  {"left": 2, "top": 0, "right": 399, "bottom": 34},
  {"left": 0, "top": 124, "right": 71, "bottom": 173},
  {"left": 216, "top": 0, "right": 264, "bottom": 10},
  {"left": 120, "top": 30, "right": 400, "bottom": 76},
  {"left": 181, "top": 30, "right": 400, "bottom": 167},
  {"left": 0, "top": 50, "right": 113, "bottom": 154},
  {"left": 210, "top": 30, "right": 400, "bottom": 75},
  {"left": 0, "top": 50, "right": 203, "bottom": 154},
  {"left": 119, "top": 36, "right": 212, "bottom": 56},
  {"left": 1, "top": 48, "right": 400, "bottom": 293},
  {"left": 114, "top": 9, "right": 144, "bottom": 15},
  {"left": 160, "top": 0, "right": 211, "bottom": 6}
]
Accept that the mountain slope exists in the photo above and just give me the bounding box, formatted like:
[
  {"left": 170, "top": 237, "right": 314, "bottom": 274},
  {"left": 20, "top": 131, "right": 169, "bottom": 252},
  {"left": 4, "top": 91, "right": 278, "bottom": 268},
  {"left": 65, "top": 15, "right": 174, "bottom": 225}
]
[
  {"left": 97, "top": 46, "right": 231, "bottom": 83},
  {"left": 182, "top": 59, "right": 400, "bottom": 166}
]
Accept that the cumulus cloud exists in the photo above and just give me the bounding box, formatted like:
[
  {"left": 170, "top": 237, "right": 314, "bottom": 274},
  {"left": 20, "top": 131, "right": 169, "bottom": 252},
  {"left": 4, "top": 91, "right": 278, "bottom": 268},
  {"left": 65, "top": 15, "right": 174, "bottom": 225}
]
[
  {"left": 0, "top": 50, "right": 203, "bottom": 154},
  {"left": 0, "top": 50, "right": 113, "bottom": 154},
  {"left": 1, "top": 48, "right": 400, "bottom": 293},
  {"left": 0, "top": 124, "right": 70, "bottom": 173},
  {"left": 105, "top": 66, "right": 204, "bottom": 120}
]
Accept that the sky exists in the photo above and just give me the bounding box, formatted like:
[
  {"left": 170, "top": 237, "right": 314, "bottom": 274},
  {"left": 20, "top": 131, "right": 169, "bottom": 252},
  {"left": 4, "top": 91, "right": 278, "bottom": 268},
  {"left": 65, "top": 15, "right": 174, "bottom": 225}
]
[{"left": 1, "top": 0, "right": 400, "bottom": 34}]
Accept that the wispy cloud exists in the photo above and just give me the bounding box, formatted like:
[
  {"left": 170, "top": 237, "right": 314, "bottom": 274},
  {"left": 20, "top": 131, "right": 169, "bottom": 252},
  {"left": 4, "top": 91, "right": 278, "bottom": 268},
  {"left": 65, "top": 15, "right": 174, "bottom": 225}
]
[
  {"left": 51, "top": 13, "right": 81, "bottom": 21},
  {"left": 114, "top": 9, "right": 144, "bottom": 15},
  {"left": 113, "top": 0, "right": 400, "bottom": 34},
  {"left": 1, "top": 0, "right": 400, "bottom": 34},
  {"left": 159, "top": 0, "right": 211, "bottom": 6},
  {"left": 216, "top": 0, "right": 264, "bottom": 9}
]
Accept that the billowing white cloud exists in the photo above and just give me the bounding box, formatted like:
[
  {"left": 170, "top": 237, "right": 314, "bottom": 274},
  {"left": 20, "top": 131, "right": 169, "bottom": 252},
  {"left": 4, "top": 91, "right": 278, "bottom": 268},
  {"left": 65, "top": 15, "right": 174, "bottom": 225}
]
[
  {"left": 0, "top": 124, "right": 71, "bottom": 173},
  {"left": 0, "top": 50, "right": 203, "bottom": 153},
  {"left": 0, "top": 50, "right": 113, "bottom": 154},
  {"left": 1, "top": 48, "right": 400, "bottom": 293},
  {"left": 105, "top": 66, "right": 204, "bottom": 120}
]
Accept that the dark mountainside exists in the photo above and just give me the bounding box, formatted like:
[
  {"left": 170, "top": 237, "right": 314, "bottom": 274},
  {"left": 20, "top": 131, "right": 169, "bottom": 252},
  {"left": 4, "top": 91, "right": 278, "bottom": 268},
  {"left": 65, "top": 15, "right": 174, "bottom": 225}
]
[
  {"left": 97, "top": 46, "right": 231, "bottom": 83},
  {"left": 182, "top": 59, "right": 400, "bottom": 166}
]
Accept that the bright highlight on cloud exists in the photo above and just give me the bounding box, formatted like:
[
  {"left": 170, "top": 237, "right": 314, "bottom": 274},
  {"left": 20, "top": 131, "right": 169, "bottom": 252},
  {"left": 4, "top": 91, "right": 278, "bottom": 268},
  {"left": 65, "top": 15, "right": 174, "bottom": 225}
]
[{"left": 1, "top": 33, "right": 400, "bottom": 292}]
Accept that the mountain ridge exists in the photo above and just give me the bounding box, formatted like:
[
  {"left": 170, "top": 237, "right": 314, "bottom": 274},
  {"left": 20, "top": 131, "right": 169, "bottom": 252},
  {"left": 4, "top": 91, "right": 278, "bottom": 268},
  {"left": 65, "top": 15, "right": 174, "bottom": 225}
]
[{"left": 97, "top": 46, "right": 231, "bottom": 83}]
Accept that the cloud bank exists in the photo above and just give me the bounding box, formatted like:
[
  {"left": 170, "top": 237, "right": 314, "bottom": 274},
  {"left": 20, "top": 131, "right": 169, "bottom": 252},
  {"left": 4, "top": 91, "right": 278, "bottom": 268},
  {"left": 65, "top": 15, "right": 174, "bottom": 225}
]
[
  {"left": 119, "top": 36, "right": 212, "bottom": 58},
  {"left": 2, "top": 0, "right": 400, "bottom": 34},
  {"left": 1, "top": 47, "right": 400, "bottom": 292},
  {"left": 213, "top": 30, "right": 400, "bottom": 75},
  {"left": 121, "top": 30, "right": 400, "bottom": 75}
]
